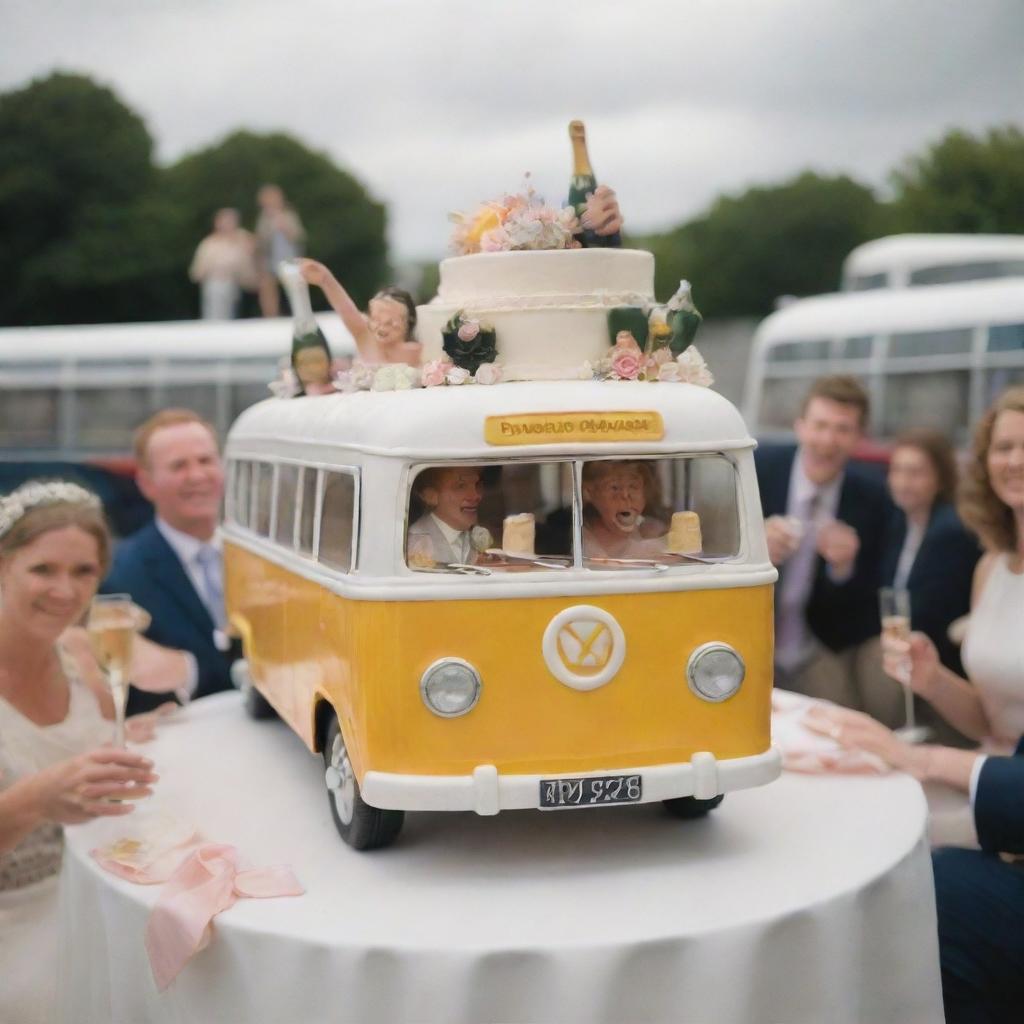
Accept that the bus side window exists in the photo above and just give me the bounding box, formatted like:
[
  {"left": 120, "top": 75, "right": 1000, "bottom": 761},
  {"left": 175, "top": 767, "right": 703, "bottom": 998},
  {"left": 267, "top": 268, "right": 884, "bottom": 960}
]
[
  {"left": 253, "top": 462, "right": 273, "bottom": 537},
  {"left": 883, "top": 371, "right": 970, "bottom": 443},
  {"left": 0, "top": 387, "right": 59, "bottom": 447},
  {"left": 297, "top": 467, "right": 318, "bottom": 557},
  {"left": 274, "top": 464, "right": 300, "bottom": 549},
  {"left": 234, "top": 461, "right": 251, "bottom": 529},
  {"left": 319, "top": 471, "right": 356, "bottom": 573}
]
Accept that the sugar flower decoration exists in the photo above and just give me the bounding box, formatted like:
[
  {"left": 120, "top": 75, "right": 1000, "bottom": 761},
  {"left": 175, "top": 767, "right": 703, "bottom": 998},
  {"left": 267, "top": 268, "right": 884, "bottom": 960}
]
[
  {"left": 675, "top": 346, "right": 714, "bottom": 387},
  {"left": 450, "top": 176, "right": 581, "bottom": 255}
]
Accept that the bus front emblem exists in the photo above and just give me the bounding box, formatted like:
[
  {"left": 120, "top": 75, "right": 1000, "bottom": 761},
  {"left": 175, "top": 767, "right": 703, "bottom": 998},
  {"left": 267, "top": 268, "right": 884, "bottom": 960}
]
[{"left": 542, "top": 605, "right": 626, "bottom": 691}]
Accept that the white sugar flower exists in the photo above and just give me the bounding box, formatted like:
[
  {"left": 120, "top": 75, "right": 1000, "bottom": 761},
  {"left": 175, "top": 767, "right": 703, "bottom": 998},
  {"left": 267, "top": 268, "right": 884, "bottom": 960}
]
[
  {"left": 474, "top": 362, "right": 502, "bottom": 385},
  {"left": 675, "top": 346, "right": 714, "bottom": 387},
  {"left": 446, "top": 367, "right": 471, "bottom": 386}
]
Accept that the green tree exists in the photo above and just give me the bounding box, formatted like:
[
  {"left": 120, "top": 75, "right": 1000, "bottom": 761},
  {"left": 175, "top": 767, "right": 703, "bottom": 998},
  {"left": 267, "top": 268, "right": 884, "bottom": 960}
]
[
  {"left": 641, "top": 172, "right": 888, "bottom": 316},
  {"left": 164, "top": 131, "right": 389, "bottom": 313},
  {"left": 0, "top": 71, "right": 185, "bottom": 325},
  {"left": 889, "top": 125, "right": 1024, "bottom": 234}
]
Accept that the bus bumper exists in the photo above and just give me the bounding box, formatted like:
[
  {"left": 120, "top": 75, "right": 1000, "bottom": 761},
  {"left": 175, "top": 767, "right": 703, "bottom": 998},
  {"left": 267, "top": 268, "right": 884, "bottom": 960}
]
[{"left": 360, "top": 747, "right": 782, "bottom": 815}]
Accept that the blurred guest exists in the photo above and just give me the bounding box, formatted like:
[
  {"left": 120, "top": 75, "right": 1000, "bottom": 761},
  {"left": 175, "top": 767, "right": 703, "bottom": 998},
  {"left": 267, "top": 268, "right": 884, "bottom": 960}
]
[
  {"left": 255, "top": 184, "right": 305, "bottom": 317},
  {"left": 0, "top": 481, "right": 164, "bottom": 1024},
  {"left": 188, "top": 207, "right": 256, "bottom": 320},
  {"left": 756, "top": 375, "right": 891, "bottom": 706},
  {"left": 806, "top": 386, "right": 1024, "bottom": 1022},
  {"left": 102, "top": 410, "right": 237, "bottom": 713},
  {"left": 299, "top": 259, "right": 422, "bottom": 365},
  {"left": 858, "top": 430, "right": 982, "bottom": 729}
]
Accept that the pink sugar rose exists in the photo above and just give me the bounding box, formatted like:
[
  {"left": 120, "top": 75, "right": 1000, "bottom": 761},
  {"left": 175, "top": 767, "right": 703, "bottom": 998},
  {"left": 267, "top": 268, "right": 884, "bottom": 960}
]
[
  {"left": 611, "top": 348, "right": 642, "bottom": 380},
  {"left": 422, "top": 359, "right": 451, "bottom": 387},
  {"left": 457, "top": 320, "right": 481, "bottom": 342}
]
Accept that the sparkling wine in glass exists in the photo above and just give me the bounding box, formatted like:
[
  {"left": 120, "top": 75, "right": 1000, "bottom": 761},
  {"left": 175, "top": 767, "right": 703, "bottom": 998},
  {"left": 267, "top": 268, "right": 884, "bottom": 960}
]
[
  {"left": 88, "top": 594, "right": 138, "bottom": 749},
  {"left": 879, "top": 587, "right": 928, "bottom": 742}
]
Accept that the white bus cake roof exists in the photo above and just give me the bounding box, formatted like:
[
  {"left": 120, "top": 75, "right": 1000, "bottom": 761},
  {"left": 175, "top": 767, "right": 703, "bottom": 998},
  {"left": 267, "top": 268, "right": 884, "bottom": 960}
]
[{"left": 226, "top": 379, "right": 753, "bottom": 461}]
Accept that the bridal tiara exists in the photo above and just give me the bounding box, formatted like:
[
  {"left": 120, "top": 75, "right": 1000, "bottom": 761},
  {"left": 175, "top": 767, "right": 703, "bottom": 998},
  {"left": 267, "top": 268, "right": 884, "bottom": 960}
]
[{"left": 0, "top": 481, "right": 102, "bottom": 540}]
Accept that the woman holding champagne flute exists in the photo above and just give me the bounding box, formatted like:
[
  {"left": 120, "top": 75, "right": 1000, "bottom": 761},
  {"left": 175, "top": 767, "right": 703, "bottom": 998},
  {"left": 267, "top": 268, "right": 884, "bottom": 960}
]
[
  {"left": 804, "top": 386, "right": 1024, "bottom": 1022},
  {"left": 0, "top": 481, "right": 187, "bottom": 1024}
]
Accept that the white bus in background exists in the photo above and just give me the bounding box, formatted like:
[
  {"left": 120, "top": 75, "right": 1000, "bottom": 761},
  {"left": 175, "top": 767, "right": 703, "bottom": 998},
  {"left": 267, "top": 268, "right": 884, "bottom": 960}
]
[
  {"left": 841, "top": 234, "right": 1024, "bottom": 292},
  {"left": 0, "top": 315, "right": 354, "bottom": 533},
  {"left": 743, "top": 277, "right": 1024, "bottom": 452},
  {"left": 0, "top": 315, "right": 354, "bottom": 461}
]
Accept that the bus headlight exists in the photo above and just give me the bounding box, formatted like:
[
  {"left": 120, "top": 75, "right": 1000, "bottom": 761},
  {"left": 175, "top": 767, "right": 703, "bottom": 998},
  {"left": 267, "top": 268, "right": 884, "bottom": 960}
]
[
  {"left": 686, "top": 643, "right": 745, "bottom": 703},
  {"left": 420, "top": 658, "right": 482, "bottom": 717}
]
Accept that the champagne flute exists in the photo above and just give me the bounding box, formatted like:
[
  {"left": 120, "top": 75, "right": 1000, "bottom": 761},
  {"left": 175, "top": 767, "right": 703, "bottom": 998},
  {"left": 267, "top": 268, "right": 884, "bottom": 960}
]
[
  {"left": 879, "top": 587, "right": 929, "bottom": 743},
  {"left": 87, "top": 594, "right": 140, "bottom": 749}
]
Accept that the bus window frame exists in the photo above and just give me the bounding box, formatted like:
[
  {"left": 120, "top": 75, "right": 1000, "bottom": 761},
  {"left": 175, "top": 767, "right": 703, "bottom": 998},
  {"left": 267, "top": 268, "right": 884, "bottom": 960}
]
[{"left": 402, "top": 452, "right": 744, "bottom": 577}]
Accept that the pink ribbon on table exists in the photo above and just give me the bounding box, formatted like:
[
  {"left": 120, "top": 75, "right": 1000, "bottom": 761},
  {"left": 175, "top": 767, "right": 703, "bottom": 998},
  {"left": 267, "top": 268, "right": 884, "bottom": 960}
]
[
  {"left": 771, "top": 689, "right": 889, "bottom": 775},
  {"left": 144, "top": 843, "right": 303, "bottom": 991}
]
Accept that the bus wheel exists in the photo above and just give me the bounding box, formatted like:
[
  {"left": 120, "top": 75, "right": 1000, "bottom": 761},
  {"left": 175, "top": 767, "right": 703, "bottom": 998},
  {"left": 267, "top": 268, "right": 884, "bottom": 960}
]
[
  {"left": 322, "top": 717, "right": 404, "bottom": 850},
  {"left": 662, "top": 794, "right": 724, "bottom": 819},
  {"left": 232, "top": 660, "right": 277, "bottom": 720}
]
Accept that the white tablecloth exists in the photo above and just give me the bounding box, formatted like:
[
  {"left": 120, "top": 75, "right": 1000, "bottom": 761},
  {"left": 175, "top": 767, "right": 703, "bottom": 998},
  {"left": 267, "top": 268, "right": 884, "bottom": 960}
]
[{"left": 58, "top": 692, "right": 943, "bottom": 1024}]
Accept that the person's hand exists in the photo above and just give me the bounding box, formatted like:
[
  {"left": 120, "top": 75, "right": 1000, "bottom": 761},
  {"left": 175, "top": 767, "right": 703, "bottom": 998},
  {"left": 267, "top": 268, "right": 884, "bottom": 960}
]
[
  {"left": 129, "top": 636, "right": 192, "bottom": 693},
  {"left": 764, "top": 515, "right": 800, "bottom": 565},
  {"left": 125, "top": 703, "right": 178, "bottom": 744},
  {"left": 803, "top": 704, "right": 925, "bottom": 777},
  {"left": 882, "top": 630, "right": 940, "bottom": 697},
  {"left": 298, "top": 259, "right": 335, "bottom": 289},
  {"left": 27, "top": 747, "right": 159, "bottom": 824},
  {"left": 582, "top": 184, "right": 623, "bottom": 237},
  {"left": 816, "top": 519, "right": 859, "bottom": 576}
]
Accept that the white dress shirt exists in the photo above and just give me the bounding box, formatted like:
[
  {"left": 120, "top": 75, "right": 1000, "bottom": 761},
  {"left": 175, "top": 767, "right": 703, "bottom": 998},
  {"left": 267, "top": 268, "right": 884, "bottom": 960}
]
[
  {"left": 431, "top": 514, "right": 471, "bottom": 564},
  {"left": 775, "top": 454, "right": 844, "bottom": 673}
]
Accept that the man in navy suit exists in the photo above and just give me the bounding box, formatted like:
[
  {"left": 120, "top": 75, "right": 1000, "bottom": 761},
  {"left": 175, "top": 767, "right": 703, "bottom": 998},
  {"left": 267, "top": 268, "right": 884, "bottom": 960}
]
[
  {"left": 755, "top": 375, "right": 892, "bottom": 707},
  {"left": 933, "top": 738, "right": 1024, "bottom": 1022},
  {"left": 103, "top": 409, "right": 236, "bottom": 714}
]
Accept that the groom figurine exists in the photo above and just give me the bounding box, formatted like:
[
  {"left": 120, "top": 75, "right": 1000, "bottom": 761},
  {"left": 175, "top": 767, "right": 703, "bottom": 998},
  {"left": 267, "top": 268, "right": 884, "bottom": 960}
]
[{"left": 407, "top": 467, "right": 488, "bottom": 568}]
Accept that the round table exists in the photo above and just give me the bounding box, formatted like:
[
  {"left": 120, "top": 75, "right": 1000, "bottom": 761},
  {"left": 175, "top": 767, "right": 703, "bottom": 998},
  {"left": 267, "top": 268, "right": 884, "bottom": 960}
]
[{"left": 58, "top": 692, "right": 943, "bottom": 1024}]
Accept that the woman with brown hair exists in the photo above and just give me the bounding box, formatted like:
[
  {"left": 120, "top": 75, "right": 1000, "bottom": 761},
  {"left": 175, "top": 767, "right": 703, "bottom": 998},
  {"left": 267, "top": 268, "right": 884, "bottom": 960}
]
[
  {"left": 880, "top": 429, "right": 981, "bottom": 677},
  {"left": 805, "top": 386, "right": 1024, "bottom": 1022},
  {"left": 0, "top": 482, "right": 182, "bottom": 1024}
]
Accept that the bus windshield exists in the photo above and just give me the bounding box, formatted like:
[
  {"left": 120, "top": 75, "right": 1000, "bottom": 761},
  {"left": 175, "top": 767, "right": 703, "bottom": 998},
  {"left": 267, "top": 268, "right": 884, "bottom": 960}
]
[{"left": 405, "top": 456, "right": 740, "bottom": 574}]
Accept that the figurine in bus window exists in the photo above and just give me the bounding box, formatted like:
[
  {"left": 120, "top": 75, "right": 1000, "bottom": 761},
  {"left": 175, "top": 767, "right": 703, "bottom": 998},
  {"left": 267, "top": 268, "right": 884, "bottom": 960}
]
[{"left": 407, "top": 467, "right": 493, "bottom": 568}]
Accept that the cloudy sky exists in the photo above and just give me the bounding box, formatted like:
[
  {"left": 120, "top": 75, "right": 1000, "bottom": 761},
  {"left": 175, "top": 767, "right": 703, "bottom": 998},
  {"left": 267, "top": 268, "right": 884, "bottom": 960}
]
[{"left": 3, "top": 0, "right": 1022, "bottom": 262}]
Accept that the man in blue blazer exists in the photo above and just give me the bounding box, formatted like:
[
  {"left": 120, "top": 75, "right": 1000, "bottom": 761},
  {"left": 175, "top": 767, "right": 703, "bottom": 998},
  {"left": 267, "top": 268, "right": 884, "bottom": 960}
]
[
  {"left": 930, "top": 739, "right": 1024, "bottom": 1021},
  {"left": 103, "top": 410, "right": 237, "bottom": 714},
  {"left": 754, "top": 375, "right": 892, "bottom": 706}
]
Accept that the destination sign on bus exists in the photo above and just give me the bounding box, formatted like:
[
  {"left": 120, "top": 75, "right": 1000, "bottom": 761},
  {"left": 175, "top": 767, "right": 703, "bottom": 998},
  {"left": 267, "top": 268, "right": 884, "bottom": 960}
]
[{"left": 484, "top": 411, "right": 665, "bottom": 446}]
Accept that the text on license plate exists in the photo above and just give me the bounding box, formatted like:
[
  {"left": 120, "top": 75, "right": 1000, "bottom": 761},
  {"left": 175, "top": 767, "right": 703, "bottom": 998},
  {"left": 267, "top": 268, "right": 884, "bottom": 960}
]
[{"left": 539, "top": 774, "right": 642, "bottom": 808}]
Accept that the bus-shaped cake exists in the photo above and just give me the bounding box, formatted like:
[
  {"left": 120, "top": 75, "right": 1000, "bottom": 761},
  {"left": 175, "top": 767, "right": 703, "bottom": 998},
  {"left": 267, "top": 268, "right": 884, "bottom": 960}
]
[{"left": 223, "top": 246, "right": 781, "bottom": 850}]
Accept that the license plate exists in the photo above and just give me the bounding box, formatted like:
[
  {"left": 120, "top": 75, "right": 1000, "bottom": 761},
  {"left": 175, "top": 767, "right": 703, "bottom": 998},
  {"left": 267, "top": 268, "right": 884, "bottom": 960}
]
[{"left": 539, "top": 773, "right": 642, "bottom": 808}]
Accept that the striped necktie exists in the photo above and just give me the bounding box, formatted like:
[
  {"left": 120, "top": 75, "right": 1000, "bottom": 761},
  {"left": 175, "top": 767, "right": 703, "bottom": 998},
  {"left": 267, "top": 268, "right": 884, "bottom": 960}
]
[{"left": 195, "top": 545, "right": 226, "bottom": 629}]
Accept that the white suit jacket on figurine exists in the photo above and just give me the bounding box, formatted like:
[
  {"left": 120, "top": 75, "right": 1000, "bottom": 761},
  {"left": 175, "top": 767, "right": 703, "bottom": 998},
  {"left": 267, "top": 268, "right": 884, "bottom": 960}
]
[{"left": 407, "top": 513, "right": 472, "bottom": 566}]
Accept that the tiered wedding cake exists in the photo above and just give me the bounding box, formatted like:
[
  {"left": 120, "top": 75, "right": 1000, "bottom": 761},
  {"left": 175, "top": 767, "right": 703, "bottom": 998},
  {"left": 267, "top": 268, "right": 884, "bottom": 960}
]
[{"left": 417, "top": 248, "right": 656, "bottom": 381}]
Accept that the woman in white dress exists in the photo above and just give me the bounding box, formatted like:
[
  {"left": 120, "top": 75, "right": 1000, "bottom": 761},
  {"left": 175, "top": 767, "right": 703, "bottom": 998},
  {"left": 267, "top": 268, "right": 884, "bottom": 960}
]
[
  {"left": 803, "top": 386, "right": 1024, "bottom": 1022},
  {"left": 0, "top": 482, "right": 178, "bottom": 1024}
]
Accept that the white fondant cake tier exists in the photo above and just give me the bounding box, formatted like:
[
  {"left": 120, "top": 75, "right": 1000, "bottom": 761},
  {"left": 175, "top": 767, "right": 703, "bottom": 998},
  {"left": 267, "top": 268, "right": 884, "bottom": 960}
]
[{"left": 417, "top": 249, "right": 655, "bottom": 378}]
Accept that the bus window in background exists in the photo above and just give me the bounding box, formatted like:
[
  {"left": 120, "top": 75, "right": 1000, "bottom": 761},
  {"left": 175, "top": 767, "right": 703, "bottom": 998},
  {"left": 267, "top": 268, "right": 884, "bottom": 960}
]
[
  {"left": 841, "top": 234, "right": 1024, "bottom": 292},
  {"left": 744, "top": 277, "right": 1024, "bottom": 450}
]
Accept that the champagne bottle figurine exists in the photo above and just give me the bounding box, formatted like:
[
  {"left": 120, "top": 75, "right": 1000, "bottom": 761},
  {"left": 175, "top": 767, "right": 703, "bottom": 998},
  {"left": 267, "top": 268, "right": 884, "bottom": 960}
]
[
  {"left": 278, "top": 260, "right": 335, "bottom": 396},
  {"left": 567, "top": 120, "right": 622, "bottom": 249},
  {"left": 666, "top": 280, "right": 703, "bottom": 357}
]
